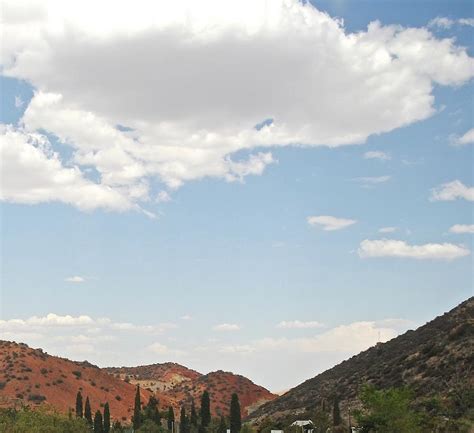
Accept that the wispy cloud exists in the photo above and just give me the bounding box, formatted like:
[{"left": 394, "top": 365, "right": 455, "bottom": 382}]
[
  {"left": 429, "top": 16, "right": 474, "bottom": 29},
  {"left": 378, "top": 227, "right": 397, "bottom": 234},
  {"left": 363, "top": 151, "right": 391, "bottom": 161},
  {"left": 450, "top": 128, "right": 474, "bottom": 146},
  {"left": 430, "top": 180, "right": 474, "bottom": 202},
  {"left": 156, "top": 190, "right": 172, "bottom": 203},
  {"left": 213, "top": 323, "right": 241, "bottom": 332},
  {"left": 307, "top": 215, "right": 356, "bottom": 231},
  {"left": 277, "top": 320, "right": 324, "bottom": 329},
  {"left": 358, "top": 239, "right": 470, "bottom": 260},
  {"left": 449, "top": 224, "right": 474, "bottom": 234},
  {"left": 65, "top": 276, "right": 85, "bottom": 283},
  {"left": 147, "top": 342, "right": 185, "bottom": 356},
  {"left": 14, "top": 96, "right": 24, "bottom": 108},
  {"left": 353, "top": 175, "right": 391, "bottom": 186}
]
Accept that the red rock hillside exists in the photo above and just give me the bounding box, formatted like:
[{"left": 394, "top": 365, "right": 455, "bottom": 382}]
[
  {"left": 0, "top": 340, "right": 151, "bottom": 422},
  {"left": 162, "top": 370, "right": 277, "bottom": 417},
  {"left": 104, "top": 363, "right": 201, "bottom": 392}
]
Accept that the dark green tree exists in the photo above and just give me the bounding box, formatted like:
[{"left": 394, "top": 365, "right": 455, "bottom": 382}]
[
  {"left": 217, "top": 416, "right": 227, "bottom": 433},
  {"left": 112, "top": 420, "right": 124, "bottom": 433},
  {"left": 133, "top": 385, "right": 142, "bottom": 430},
  {"left": 167, "top": 406, "right": 175, "bottom": 431},
  {"left": 354, "top": 385, "right": 422, "bottom": 433},
  {"left": 84, "top": 397, "right": 92, "bottom": 425},
  {"left": 200, "top": 391, "right": 211, "bottom": 428},
  {"left": 75, "top": 391, "right": 83, "bottom": 418},
  {"left": 137, "top": 419, "right": 164, "bottom": 433},
  {"left": 190, "top": 400, "right": 198, "bottom": 427},
  {"left": 180, "top": 407, "right": 189, "bottom": 433},
  {"left": 94, "top": 410, "right": 104, "bottom": 433},
  {"left": 144, "top": 396, "right": 161, "bottom": 425},
  {"left": 103, "top": 402, "right": 110, "bottom": 433},
  {"left": 230, "top": 394, "right": 241, "bottom": 433},
  {"left": 333, "top": 397, "right": 342, "bottom": 426}
]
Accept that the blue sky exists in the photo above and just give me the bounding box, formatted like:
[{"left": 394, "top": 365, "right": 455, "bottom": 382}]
[{"left": 0, "top": 0, "right": 473, "bottom": 391}]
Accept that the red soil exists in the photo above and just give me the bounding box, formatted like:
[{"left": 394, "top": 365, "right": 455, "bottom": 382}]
[{"left": 0, "top": 340, "right": 151, "bottom": 422}]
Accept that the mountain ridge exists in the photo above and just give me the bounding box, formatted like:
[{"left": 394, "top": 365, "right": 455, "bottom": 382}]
[{"left": 247, "top": 297, "right": 474, "bottom": 423}]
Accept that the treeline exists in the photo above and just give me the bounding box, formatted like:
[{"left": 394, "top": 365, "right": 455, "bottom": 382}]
[
  {"left": 75, "top": 391, "right": 116, "bottom": 432},
  {"left": 132, "top": 387, "right": 243, "bottom": 433},
  {"left": 0, "top": 386, "right": 245, "bottom": 433}
]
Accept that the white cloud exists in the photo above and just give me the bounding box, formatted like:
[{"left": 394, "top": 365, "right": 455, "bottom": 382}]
[
  {"left": 147, "top": 342, "right": 184, "bottom": 356},
  {"left": 277, "top": 320, "right": 324, "bottom": 329},
  {"left": 458, "top": 18, "right": 474, "bottom": 26},
  {"left": 213, "top": 323, "right": 241, "bottom": 332},
  {"left": 156, "top": 190, "right": 172, "bottom": 203},
  {"left": 1, "top": 0, "right": 473, "bottom": 212},
  {"left": 429, "top": 16, "right": 474, "bottom": 29},
  {"left": 451, "top": 128, "right": 474, "bottom": 146},
  {"left": 307, "top": 215, "right": 356, "bottom": 231},
  {"left": 378, "top": 226, "right": 397, "bottom": 233},
  {"left": 0, "top": 313, "right": 173, "bottom": 334},
  {"left": 180, "top": 315, "right": 192, "bottom": 321},
  {"left": 449, "top": 224, "right": 474, "bottom": 234},
  {"left": 65, "top": 276, "right": 85, "bottom": 283},
  {"left": 14, "top": 95, "right": 24, "bottom": 108},
  {"left": 358, "top": 239, "right": 470, "bottom": 260},
  {"left": 219, "top": 344, "right": 256, "bottom": 354},
  {"left": 353, "top": 175, "right": 391, "bottom": 186},
  {"left": 256, "top": 321, "right": 399, "bottom": 353},
  {"left": 375, "top": 318, "right": 416, "bottom": 330},
  {"left": 430, "top": 180, "right": 474, "bottom": 202},
  {"left": 0, "top": 125, "right": 140, "bottom": 213},
  {"left": 363, "top": 151, "right": 391, "bottom": 161},
  {"left": 428, "top": 17, "right": 455, "bottom": 29},
  {"left": 65, "top": 343, "right": 95, "bottom": 354}
]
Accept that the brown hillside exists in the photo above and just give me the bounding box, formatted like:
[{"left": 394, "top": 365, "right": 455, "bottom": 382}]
[
  {"left": 163, "top": 370, "right": 277, "bottom": 417},
  {"left": 104, "top": 363, "right": 201, "bottom": 393},
  {"left": 248, "top": 297, "right": 474, "bottom": 423},
  {"left": 0, "top": 341, "right": 151, "bottom": 422}
]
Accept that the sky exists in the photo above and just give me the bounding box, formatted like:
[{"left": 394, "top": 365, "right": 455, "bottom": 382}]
[{"left": 0, "top": 0, "right": 473, "bottom": 392}]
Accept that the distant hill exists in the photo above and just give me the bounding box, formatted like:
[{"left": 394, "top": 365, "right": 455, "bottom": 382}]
[
  {"left": 248, "top": 297, "right": 474, "bottom": 423},
  {"left": 104, "top": 365, "right": 276, "bottom": 417},
  {"left": 104, "top": 363, "right": 201, "bottom": 392},
  {"left": 0, "top": 341, "right": 276, "bottom": 420},
  {"left": 0, "top": 341, "right": 151, "bottom": 422},
  {"left": 162, "top": 370, "right": 276, "bottom": 417}
]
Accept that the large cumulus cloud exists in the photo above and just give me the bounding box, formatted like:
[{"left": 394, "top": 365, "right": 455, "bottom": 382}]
[{"left": 1, "top": 0, "right": 473, "bottom": 212}]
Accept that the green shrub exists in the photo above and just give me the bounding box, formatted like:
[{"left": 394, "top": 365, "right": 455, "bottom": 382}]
[{"left": 0, "top": 407, "right": 89, "bottom": 432}]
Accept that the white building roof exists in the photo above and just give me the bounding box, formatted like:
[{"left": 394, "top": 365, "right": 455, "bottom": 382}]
[{"left": 291, "top": 420, "right": 313, "bottom": 427}]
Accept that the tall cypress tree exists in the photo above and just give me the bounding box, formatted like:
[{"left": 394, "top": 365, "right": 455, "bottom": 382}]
[
  {"left": 218, "top": 415, "right": 227, "bottom": 433},
  {"left": 229, "top": 394, "right": 241, "bottom": 433},
  {"left": 145, "top": 395, "right": 161, "bottom": 425},
  {"left": 168, "top": 406, "right": 175, "bottom": 431},
  {"left": 133, "top": 385, "right": 142, "bottom": 430},
  {"left": 94, "top": 410, "right": 104, "bottom": 433},
  {"left": 75, "top": 391, "right": 83, "bottom": 418},
  {"left": 190, "top": 400, "right": 198, "bottom": 427},
  {"left": 84, "top": 397, "right": 92, "bottom": 425},
  {"left": 333, "top": 398, "right": 342, "bottom": 426},
  {"left": 200, "top": 391, "right": 211, "bottom": 428},
  {"left": 103, "top": 402, "right": 111, "bottom": 433},
  {"left": 180, "top": 406, "right": 188, "bottom": 433}
]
